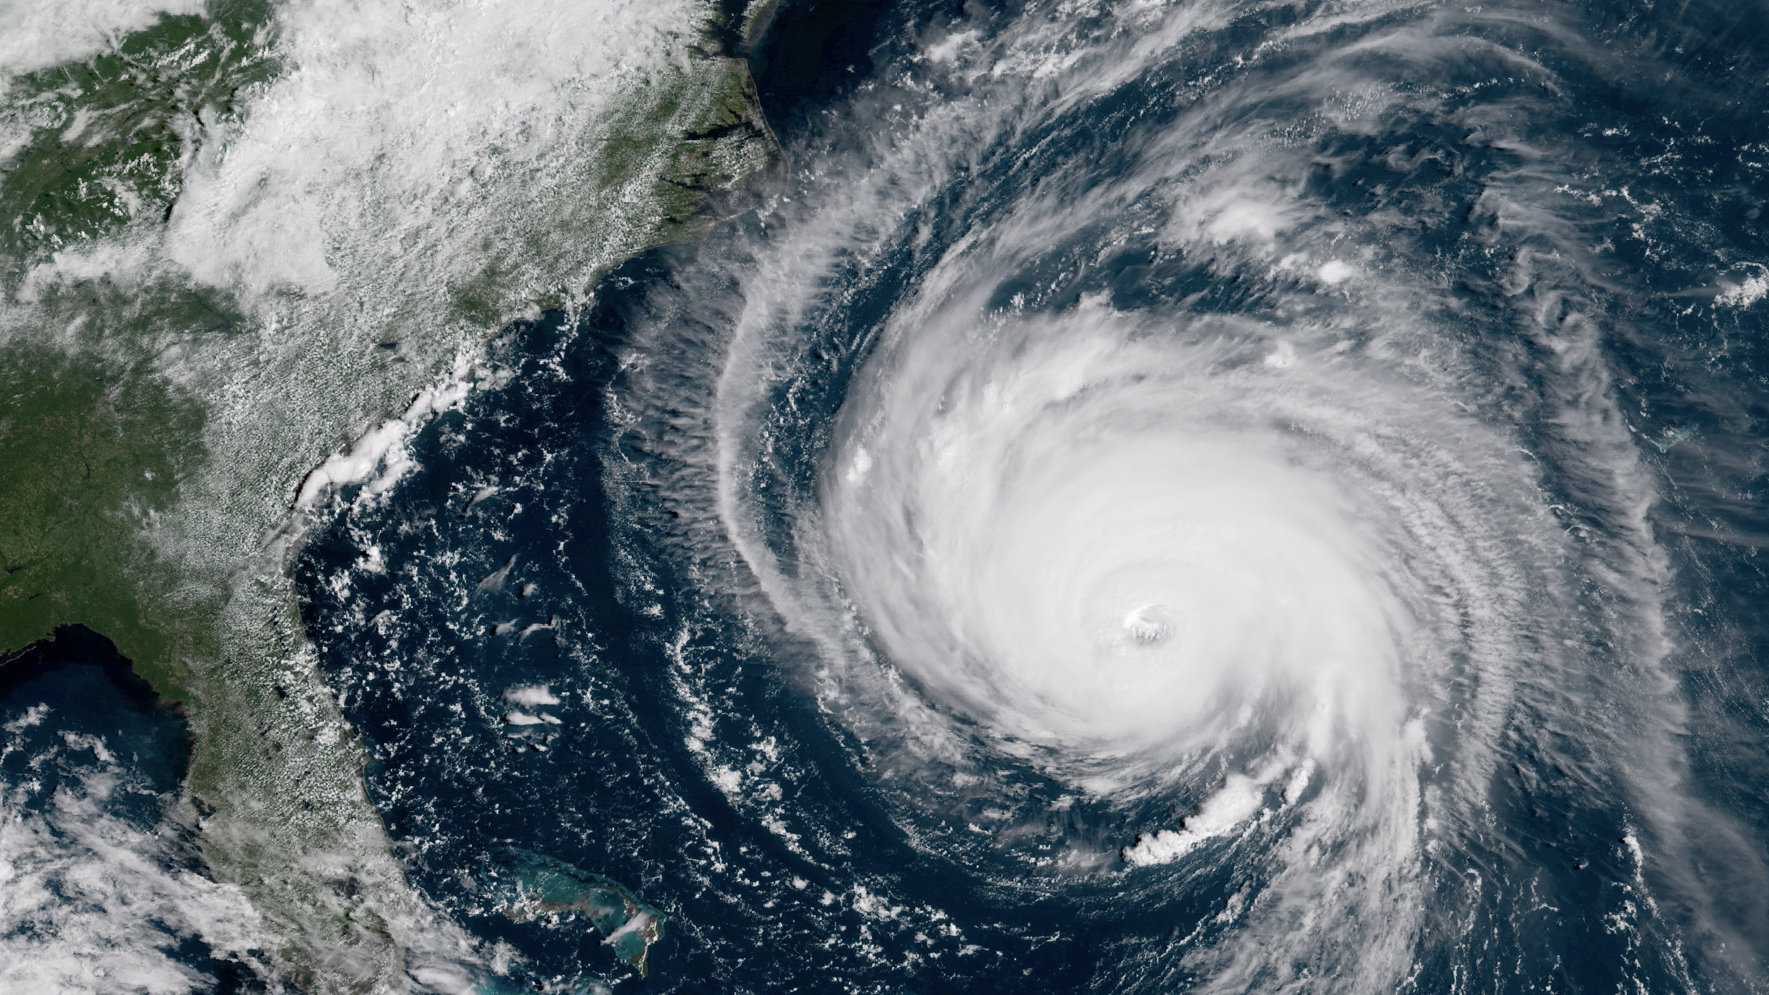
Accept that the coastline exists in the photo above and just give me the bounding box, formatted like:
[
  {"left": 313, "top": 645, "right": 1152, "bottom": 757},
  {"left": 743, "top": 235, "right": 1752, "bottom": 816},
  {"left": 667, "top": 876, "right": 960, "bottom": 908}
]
[
  {"left": 0, "top": 1, "right": 783, "bottom": 990},
  {"left": 0, "top": 624, "right": 188, "bottom": 728}
]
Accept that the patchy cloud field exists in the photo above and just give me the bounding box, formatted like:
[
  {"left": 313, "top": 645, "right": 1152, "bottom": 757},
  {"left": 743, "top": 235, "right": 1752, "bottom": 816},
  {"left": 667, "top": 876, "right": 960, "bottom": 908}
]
[{"left": 0, "top": 0, "right": 773, "bottom": 989}]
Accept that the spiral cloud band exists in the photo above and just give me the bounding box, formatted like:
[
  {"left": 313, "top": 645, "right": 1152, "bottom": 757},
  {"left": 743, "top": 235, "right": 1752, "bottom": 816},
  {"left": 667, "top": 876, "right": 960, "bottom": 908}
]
[
  {"left": 830, "top": 307, "right": 1439, "bottom": 765},
  {"left": 727, "top": 192, "right": 1581, "bottom": 983},
  {"left": 646, "top": 0, "right": 1713, "bottom": 986}
]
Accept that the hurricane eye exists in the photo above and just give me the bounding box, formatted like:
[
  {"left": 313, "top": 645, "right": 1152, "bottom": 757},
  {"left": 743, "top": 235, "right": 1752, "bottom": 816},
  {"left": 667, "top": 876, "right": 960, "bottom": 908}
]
[
  {"left": 267, "top": 0, "right": 1735, "bottom": 988},
  {"left": 1121, "top": 605, "right": 1171, "bottom": 646}
]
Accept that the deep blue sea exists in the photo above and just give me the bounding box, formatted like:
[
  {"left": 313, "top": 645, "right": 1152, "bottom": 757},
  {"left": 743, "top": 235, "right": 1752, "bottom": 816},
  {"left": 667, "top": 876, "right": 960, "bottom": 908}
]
[
  {"left": 290, "top": 1, "right": 1769, "bottom": 990},
  {"left": 294, "top": 0, "right": 1769, "bottom": 990},
  {"left": 11, "top": 0, "right": 1769, "bottom": 991}
]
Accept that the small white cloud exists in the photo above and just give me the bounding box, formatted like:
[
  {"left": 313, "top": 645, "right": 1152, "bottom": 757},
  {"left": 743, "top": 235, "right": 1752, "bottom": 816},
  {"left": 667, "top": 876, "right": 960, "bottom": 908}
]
[
  {"left": 1716, "top": 267, "right": 1769, "bottom": 309},
  {"left": 503, "top": 685, "right": 561, "bottom": 707},
  {"left": 1123, "top": 774, "right": 1264, "bottom": 867}
]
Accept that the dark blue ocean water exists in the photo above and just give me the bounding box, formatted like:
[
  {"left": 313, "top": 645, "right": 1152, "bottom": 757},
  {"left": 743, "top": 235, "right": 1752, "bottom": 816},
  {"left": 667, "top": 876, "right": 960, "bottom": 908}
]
[{"left": 294, "top": 1, "right": 1769, "bottom": 992}]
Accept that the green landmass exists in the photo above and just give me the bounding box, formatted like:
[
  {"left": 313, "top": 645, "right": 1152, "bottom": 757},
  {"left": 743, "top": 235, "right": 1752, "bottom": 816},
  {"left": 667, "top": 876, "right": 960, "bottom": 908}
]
[
  {"left": 0, "top": 0, "right": 277, "bottom": 291},
  {"left": 448, "top": 31, "right": 777, "bottom": 322},
  {"left": 0, "top": 0, "right": 776, "bottom": 990},
  {"left": 0, "top": 341, "right": 214, "bottom": 683}
]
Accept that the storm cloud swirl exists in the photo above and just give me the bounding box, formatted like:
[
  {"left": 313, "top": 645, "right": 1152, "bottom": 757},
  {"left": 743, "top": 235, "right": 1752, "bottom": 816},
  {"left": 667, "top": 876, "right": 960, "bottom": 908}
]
[{"left": 299, "top": 0, "right": 1769, "bottom": 991}]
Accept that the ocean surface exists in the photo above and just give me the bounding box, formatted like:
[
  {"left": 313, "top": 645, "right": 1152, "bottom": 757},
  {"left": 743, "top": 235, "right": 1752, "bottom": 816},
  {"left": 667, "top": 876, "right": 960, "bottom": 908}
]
[
  {"left": 294, "top": 1, "right": 1769, "bottom": 990},
  {"left": 11, "top": 0, "right": 1769, "bottom": 991},
  {"left": 296, "top": 0, "right": 1769, "bottom": 990}
]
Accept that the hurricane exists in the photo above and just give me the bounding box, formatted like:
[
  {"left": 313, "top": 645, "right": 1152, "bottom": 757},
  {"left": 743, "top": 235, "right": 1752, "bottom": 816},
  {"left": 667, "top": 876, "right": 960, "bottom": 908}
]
[{"left": 295, "top": 0, "right": 1769, "bottom": 991}]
